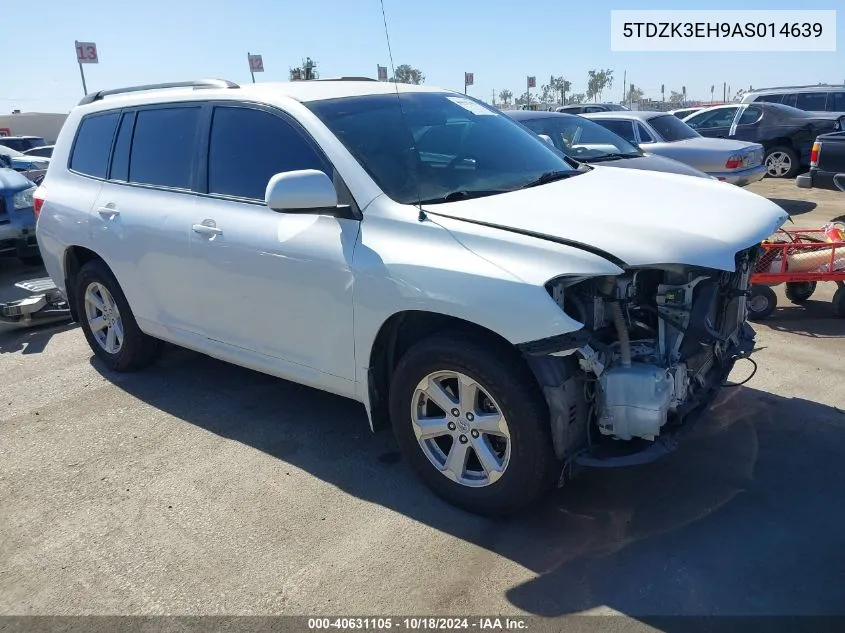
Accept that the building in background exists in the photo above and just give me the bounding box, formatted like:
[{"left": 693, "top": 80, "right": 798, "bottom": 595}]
[{"left": 0, "top": 112, "right": 69, "bottom": 144}]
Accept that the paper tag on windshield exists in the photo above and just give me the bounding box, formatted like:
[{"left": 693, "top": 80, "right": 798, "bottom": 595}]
[{"left": 447, "top": 96, "right": 497, "bottom": 115}]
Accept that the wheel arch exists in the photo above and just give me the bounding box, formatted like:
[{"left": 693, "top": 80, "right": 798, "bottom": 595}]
[
  {"left": 365, "top": 310, "right": 537, "bottom": 432},
  {"left": 63, "top": 245, "right": 107, "bottom": 322},
  {"left": 763, "top": 137, "right": 796, "bottom": 152}
]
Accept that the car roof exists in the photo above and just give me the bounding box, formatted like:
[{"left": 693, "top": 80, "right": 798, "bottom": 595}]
[
  {"left": 581, "top": 111, "right": 668, "bottom": 121},
  {"left": 0, "top": 135, "right": 45, "bottom": 140},
  {"left": 505, "top": 110, "right": 577, "bottom": 121},
  {"left": 746, "top": 84, "right": 845, "bottom": 95},
  {"left": 75, "top": 79, "right": 450, "bottom": 112}
]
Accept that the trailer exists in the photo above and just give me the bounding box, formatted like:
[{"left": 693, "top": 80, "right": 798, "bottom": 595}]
[
  {"left": 0, "top": 278, "right": 71, "bottom": 327},
  {"left": 747, "top": 223, "right": 845, "bottom": 320}
]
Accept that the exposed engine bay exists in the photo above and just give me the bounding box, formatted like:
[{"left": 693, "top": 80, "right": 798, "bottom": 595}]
[{"left": 527, "top": 246, "right": 759, "bottom": 468}]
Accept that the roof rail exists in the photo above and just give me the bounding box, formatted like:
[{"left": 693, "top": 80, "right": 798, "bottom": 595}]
[
  {"left": 78, "top": 79, "right": 240, "bottom": 106},
  {"left": 747, "top": 83, "right": 845, "bottom": 93}
]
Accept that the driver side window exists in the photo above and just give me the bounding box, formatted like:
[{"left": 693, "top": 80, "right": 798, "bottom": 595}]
[
  {"left": 636, "top": 123, "right": 655, "bottom": 143},
  {"left": 207, "top": 105, "right": 332, "bottom": 201}
]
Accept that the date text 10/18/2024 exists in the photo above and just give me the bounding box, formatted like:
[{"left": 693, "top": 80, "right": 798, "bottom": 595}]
[{"left": 308, "top": 618, "right": 528, "bottom": 630}]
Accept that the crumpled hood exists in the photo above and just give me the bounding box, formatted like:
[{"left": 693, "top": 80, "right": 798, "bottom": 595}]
[{"left": 423, "top": 165, "right": 789, "bottom": 271}]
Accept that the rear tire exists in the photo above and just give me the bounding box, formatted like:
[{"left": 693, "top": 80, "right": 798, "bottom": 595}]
[
  {"left": 75, "top": 259, "right": 161, "bottom": 372},
  {"left": 389, "top": 332, "right": 557, "bottom": 516},
  {"left": 833, "top": 287, "right": 845, "bottom": 318},
  {"left": 764, "top": 146, "right": 799, "bottom": 179},
  {"left": 747, "top": 284, "right": 777, "bottom": 321},
  {"left": 785, "top": 281, "right": 816, "bottom": 304}
]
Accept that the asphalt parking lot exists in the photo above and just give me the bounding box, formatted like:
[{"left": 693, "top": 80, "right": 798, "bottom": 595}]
[{"left": 2, "top": 178, "right": 844, "bottom": 624}]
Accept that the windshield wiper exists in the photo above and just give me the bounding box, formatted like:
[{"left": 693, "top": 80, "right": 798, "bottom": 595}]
[
  {"left": 519, "top": 170, "right": 579, "bottom": 189},
  {"left": 418, "top": 190, "right": 506, "bottom": 205},
  {"left": 581, "top": 152, "right": 641, "bottom": 163}
]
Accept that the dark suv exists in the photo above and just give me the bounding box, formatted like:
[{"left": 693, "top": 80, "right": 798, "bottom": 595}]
[{"left": 0, "top": 136, "right": 48, "bottom": 152}]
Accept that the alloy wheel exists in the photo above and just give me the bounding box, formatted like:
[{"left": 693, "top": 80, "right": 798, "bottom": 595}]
[
  {"left": 411, "top": 370, "right": 511, "bottom": 487},
  {"left": 83, "top": 282, "right": 124, "bottom": 354},
  {"left": 765, "top": 151, "right": 792, "bottom": 177}
]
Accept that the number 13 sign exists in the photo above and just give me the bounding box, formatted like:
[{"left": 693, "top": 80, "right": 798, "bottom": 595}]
[
  {"left": 248, "top": 54, "right": 264, "bottom": 73},
  {"left": 75, "top": 41, "right": 99, "bottom": 64}
]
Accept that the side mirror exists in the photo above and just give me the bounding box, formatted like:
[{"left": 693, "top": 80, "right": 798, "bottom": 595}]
[
  {"left": 537, "top": 134, "right": 554, "bottom": 146},
  {"left": 265, "top": 169, "right": 341, "bottom": 214}
]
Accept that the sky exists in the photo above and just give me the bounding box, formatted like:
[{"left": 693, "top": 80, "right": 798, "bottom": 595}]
[{"left": 2, "top": 0, "right": 842, "bottom": 113}]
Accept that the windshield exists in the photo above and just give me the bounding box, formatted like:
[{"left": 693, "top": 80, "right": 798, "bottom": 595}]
[
  {"left": 306, "top": 92, "right": 578, "bottom": 205},
  {"left": 520, "top": 116, "right": 640, "bottom": 161},
  {"left": 646, "top": 114, "right": 700, "bottom": 141}
]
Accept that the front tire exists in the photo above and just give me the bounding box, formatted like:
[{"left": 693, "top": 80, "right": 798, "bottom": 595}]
[
  {"left": 389, "top": 333, "right": 557, "bottom": 516},
  {"left": 75, "top": 259, "right": 161, "bottom": 372}
]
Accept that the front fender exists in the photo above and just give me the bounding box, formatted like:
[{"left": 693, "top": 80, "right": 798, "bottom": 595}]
[{"left": 352, "top": 213, "right": 624, "bottom": 392}]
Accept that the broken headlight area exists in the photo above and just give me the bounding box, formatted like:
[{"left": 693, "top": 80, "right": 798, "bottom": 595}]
[{"left": 527, "top": 247, "right": 759, "bottom": 467}]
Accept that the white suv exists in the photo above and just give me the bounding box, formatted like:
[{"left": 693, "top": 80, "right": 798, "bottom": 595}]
[{"left": 35, "top": 78, "right": 788, "bottom": 515}]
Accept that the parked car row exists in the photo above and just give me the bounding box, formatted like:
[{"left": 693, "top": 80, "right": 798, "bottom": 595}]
[
  {"left": 506, "top": 109, "right": 711, "bottom": 179},
  {"left": 681, "top": 102, "right": 845, "bottom": 179},
  {"left": 581, "top": 110, "right": 767, "bottom": 185}
]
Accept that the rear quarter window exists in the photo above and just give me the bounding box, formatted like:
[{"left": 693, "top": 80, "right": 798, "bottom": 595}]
[
  {"left": 828, "top": 92, "right": 845, "bottom": 112},
  {"left": 795, "top": 92, "right": 827, "bottom": 111},
  {"left": 70, "top": 112, "right": 120, "bottom": 178}
]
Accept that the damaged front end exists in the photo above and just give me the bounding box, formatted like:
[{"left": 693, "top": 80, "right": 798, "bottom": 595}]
[{"left": 521, "top": 246, "right": 760, "bottom": 476}]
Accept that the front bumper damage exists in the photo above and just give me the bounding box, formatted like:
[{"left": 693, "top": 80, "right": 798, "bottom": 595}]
[
  {"left": 523, "top": 322, "right": 757, "bottom": 481},
  {"left": 519, "top": 248, "right": 760, "bottom": 483}
]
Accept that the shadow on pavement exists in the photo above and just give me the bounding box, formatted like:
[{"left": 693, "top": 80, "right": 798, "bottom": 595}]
[
  {"left": 768, "top": 198, "right": 817, "bottom": 216},
  {"left": 93, "top": 347, "right": 845, "bottom": 617},
  {"left": 757, "top": 299, "right": 845, "bottom": 338},
  {"left": 0, "top": 320, "right": 77, "bottom": 354}
]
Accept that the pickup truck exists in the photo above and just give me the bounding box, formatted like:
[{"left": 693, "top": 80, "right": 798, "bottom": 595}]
[{"left": 796, "top": 131, "right": 845, "bottom": 192}]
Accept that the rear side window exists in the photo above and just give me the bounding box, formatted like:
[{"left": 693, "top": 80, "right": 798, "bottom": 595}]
[
  {"left": 829, "top": 92, "right": 845, "bottom": 112},
  {"left": 795, "top": 92, "right": 827, "bottom": 111},
  {"left": 207, "top": 106, "right": 330, "bottom": 200},
  {"left": 129, "top": 107, "right": 201, "bottom": 189},
  {"left": 70, "top": 112, "right": 120, "bottom": 178},
  {"left": 594, "top": 119, "right": 637, "bottom": 143},
  {"left": 755, "top": 94, "right": 784, "bottom": 103}
]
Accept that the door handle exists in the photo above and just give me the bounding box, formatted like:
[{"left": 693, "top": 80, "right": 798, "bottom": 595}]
[
  {"left": 97, "top": 206, "right": 120, "bottom": 217},
  {"left": 192, "top": 223, "right": 223, "bottom": 236}
]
